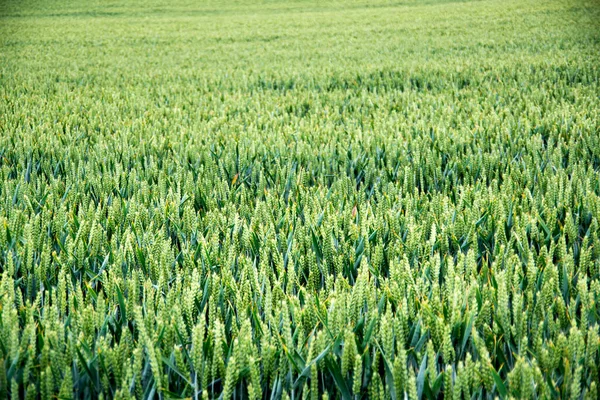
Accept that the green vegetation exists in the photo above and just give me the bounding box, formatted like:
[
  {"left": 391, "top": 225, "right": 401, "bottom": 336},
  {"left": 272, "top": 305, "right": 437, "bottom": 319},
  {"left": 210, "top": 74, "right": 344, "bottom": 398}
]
[{"left": 1, "top": 0, "right": 599, "bottom": 398}]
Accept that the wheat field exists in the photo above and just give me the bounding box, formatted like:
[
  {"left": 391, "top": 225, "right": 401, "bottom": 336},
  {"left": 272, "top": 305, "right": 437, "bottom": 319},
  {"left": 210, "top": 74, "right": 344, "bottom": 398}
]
[{"left": 1, "top": 0, "right": 600, "bottom": 398}]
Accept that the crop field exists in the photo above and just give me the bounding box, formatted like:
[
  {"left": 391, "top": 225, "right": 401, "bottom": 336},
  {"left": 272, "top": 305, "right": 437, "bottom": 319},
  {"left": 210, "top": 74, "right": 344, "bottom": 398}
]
[{"left": 1, "top": 0, "right": 600, "bottom": 398}]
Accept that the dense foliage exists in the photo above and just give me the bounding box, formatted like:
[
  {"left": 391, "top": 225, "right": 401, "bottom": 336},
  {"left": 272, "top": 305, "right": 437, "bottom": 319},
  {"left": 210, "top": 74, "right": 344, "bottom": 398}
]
[{"left": 1, "top": 0, "right": 600, "bottom": 398}]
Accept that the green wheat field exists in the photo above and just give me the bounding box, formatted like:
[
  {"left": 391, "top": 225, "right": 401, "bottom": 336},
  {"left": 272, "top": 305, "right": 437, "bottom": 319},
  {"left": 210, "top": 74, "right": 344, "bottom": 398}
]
[{"left": 1, "top": 0, "right": 599, "bottom": 398}]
